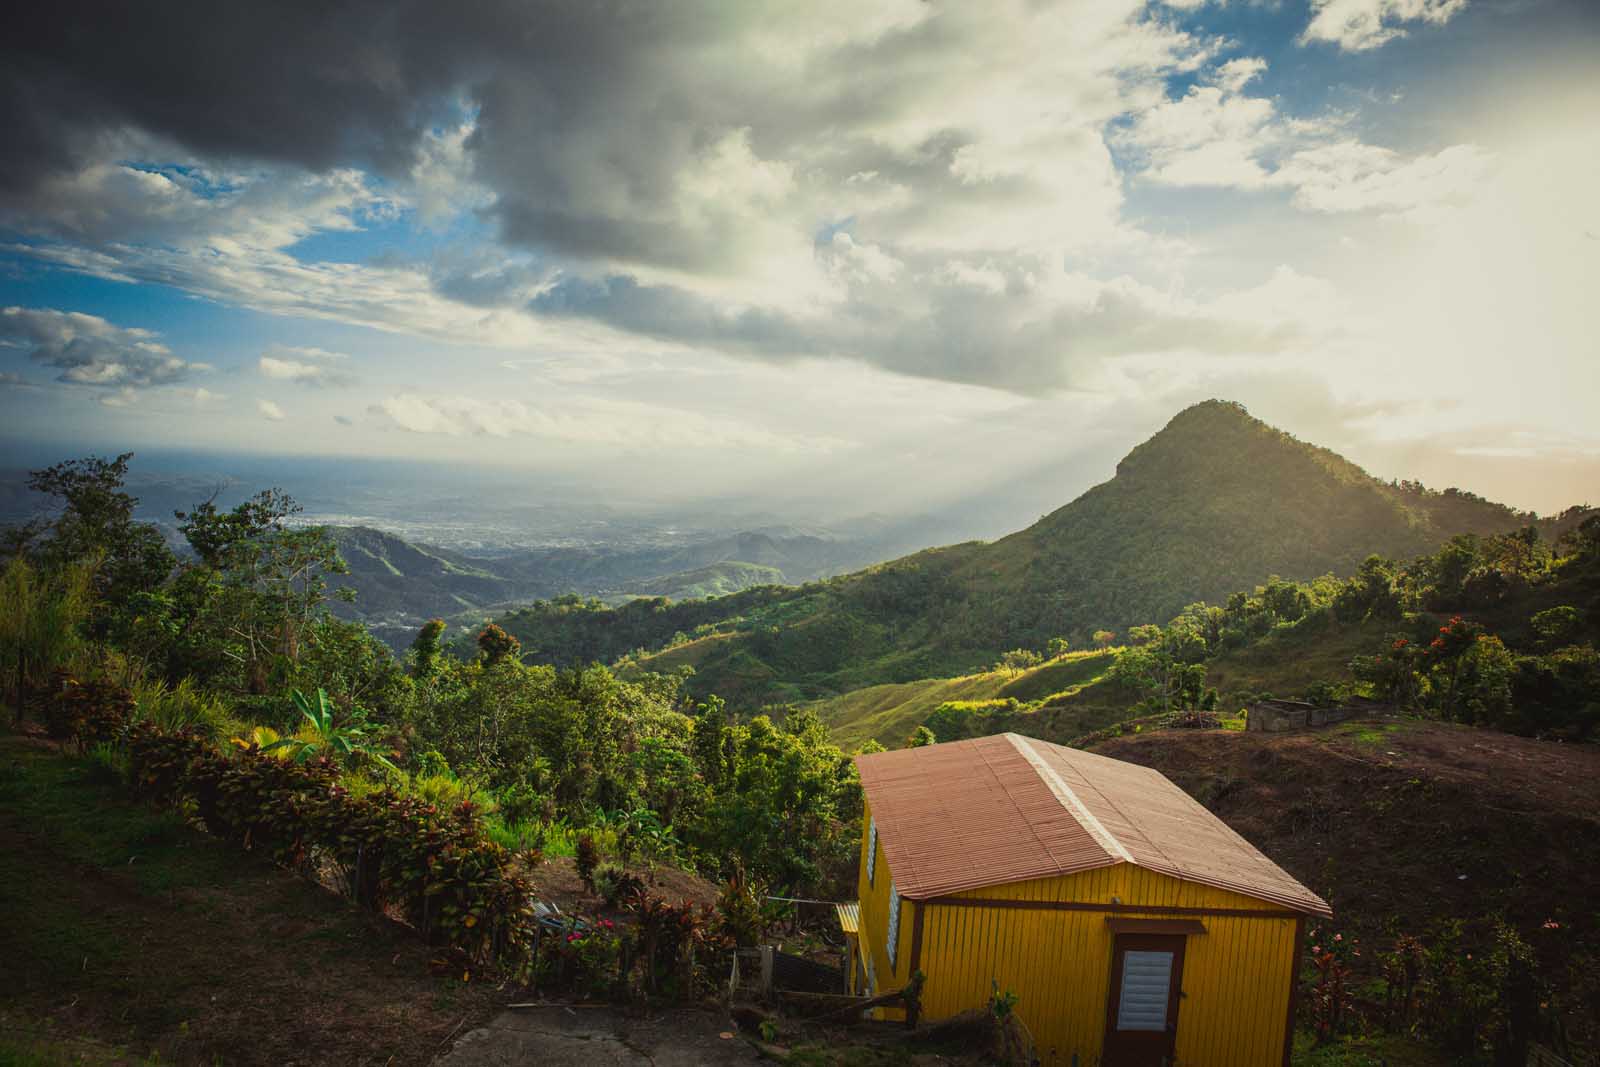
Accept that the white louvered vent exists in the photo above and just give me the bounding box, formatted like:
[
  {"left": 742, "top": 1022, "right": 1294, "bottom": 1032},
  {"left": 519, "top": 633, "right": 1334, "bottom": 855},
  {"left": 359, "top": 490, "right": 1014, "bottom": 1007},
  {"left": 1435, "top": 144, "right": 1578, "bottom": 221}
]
[
  {"left": 866, "top": 818, "right": 878, "bottom": 885},
  {"left": 1116, "top": 950, "right": 1175, "bottom": 1032},
  {"left": 886, "top": 881, "right": 900, "bottom": 970}
]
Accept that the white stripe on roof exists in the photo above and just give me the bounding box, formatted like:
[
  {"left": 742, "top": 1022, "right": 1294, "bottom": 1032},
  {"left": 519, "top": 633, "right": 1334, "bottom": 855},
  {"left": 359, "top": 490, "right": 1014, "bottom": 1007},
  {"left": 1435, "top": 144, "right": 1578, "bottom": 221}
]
[{"left": 1007, "top": 733, "right": 1134, "bottom": 864}]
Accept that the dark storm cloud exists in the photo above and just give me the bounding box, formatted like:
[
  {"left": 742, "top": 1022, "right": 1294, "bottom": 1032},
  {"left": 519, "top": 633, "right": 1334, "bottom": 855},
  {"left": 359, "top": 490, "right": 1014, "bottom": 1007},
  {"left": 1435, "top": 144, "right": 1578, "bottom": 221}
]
[
  {"left": 2, "top": 2, "right": 823, "bottom": 271},
  {"left": 0, "top": 306, "right": 203, "bottom": 388},
  {"left": 1, "top": 1, "right": 469, "bottom": 193}
]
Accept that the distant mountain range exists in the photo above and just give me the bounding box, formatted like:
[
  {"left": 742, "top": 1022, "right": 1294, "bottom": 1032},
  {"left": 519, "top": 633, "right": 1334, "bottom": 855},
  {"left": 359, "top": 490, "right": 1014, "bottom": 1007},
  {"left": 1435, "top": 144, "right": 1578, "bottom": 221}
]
[
  {"left": 481, "top": 400, "right": 1588, "bottom": 707},
  {"left": 325, "top": 524, "right": 891, "bottom": 648}
]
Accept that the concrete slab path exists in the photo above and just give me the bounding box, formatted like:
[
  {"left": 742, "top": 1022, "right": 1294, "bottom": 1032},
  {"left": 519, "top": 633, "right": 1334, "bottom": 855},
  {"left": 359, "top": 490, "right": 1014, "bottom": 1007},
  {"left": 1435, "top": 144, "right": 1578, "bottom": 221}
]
[{"left": 434, "top": 1003, "right": 763, "bottom": 1066}]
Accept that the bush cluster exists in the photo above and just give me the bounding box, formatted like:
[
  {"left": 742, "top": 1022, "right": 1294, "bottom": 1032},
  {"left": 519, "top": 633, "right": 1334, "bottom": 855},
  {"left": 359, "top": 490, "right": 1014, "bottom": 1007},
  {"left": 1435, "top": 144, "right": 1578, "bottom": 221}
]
[
  {"left": 39, "top": 672, "right": 135, "bottom": 752},
  {"left": 118, "top": 710, "right": 537, "bottom": 971}
]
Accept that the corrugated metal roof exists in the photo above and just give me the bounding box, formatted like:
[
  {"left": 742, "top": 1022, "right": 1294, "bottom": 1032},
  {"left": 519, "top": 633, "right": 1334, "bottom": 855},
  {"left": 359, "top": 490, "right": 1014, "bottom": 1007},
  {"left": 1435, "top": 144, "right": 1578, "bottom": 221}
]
[
  {"left": 855, "top": 733, "right": 1331, "bottom": 917},
  {"left": 836, "top": 901, "right": 860, "bottom": 934}
]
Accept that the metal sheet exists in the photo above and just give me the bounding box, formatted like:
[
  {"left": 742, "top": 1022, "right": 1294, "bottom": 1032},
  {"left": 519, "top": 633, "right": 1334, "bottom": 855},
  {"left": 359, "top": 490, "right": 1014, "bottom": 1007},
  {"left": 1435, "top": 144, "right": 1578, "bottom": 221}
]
[{"left": 855, "top": 733, "right": 1331, "bottom": 917}]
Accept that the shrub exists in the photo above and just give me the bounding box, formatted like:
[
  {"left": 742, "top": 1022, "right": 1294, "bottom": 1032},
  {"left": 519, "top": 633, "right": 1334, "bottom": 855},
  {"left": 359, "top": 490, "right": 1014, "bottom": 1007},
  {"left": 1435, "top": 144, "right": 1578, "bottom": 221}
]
[
  {"left": 576, "top": 833, "right": 601, "bottom": 891},
  {"left": 42, "top": 675, "right": 135, "bottom": 752},
  {"left": 124, "top": 723, "right": 536, "bottom": 971},
  {"left": 131, "top": 675, "right": 242, "bottom": 743},
  {"left": 592, "top": 863, "right": 646, "bottom": 908},
  {"left": 715, "top": 864, "right": 768, "bottom": 948},
  {"left": 536, "top": 918, "right": 623, "bottom": 998},
  {"left": 632, "top": 894, "right": 715, "bottom": 997}
]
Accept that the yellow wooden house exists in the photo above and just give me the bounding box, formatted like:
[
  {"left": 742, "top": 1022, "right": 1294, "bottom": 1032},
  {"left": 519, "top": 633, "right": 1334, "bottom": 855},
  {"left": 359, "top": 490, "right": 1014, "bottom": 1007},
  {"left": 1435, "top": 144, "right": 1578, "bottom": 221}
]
[{"left": 842, "top": 733, "right": 1331, "bottom": 1067}]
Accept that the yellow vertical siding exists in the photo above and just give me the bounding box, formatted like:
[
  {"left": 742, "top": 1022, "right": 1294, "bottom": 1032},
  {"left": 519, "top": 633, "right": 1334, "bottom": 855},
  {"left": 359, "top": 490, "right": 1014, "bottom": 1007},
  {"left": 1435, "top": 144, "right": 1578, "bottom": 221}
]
[
  {"left": 853, "top": 798, "right": 912, "bottom": 1017},
  {"left": 854, "top": 843, "right": 1303, "bottom": 1066}
]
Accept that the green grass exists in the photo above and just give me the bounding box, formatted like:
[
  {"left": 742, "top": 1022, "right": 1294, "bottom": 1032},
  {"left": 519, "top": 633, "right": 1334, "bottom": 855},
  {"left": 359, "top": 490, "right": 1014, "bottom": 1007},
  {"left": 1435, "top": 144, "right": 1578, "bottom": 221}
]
[
  {"left": 1290, "top": 1030, "right": 1452, "bottom": 1066},
  {"left": 810, "top": 671, "right": 1013, "bottom": 749},
  {"left": 809, "top": 649, "right": 1121, "bottom": 749},
  {"left": 0, "top": 1030, "right": 159, "bottom": 1066},
  {"left": 0, "top": 745, "right": 235, "bottom": 898},
  {"left": 0, "top": 734, "right": 499, "bottom": 1064},
  {"left": 996, "top": 649, "right": 1118, "bottom": 702},
  {"left": 1203, "top": 615, "right": 1391, "bottom": 706}
]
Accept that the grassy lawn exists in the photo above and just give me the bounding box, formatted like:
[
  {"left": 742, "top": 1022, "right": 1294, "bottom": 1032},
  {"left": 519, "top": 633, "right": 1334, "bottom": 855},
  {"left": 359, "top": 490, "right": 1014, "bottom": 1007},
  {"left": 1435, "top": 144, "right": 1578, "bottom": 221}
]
[{"left": 0, "top": 734, "right": 500, "bottom": 1066}]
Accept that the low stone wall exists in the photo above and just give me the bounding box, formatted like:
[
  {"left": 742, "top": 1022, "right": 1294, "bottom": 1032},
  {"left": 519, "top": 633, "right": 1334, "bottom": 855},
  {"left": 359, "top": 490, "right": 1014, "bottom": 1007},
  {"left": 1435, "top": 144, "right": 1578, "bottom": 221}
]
[{"left": 1247, "top": 699, "right": 1386, "bottom": 732}]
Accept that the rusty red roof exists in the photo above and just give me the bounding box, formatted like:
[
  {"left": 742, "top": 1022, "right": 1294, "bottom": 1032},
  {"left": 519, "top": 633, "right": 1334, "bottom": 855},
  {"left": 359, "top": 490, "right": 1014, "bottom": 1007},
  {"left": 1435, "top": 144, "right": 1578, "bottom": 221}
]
[{"left": 855, "top": 733, "right": 1331, "bottom": 917}]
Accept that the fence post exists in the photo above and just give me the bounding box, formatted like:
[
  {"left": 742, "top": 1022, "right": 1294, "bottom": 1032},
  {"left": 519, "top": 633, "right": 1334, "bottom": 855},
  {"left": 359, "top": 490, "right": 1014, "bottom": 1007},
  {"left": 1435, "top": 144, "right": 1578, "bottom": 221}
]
[{"left": 760, "top": 945, "right": 775, "bottom": 1000}]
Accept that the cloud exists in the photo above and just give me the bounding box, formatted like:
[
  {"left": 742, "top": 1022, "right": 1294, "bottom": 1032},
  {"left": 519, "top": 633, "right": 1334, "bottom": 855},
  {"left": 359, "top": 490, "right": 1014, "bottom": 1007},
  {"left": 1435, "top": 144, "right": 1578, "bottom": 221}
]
[
  {"left": 0, "top": 1, "right": 1502, "bottom": 402},
  {"left": 1118, "top": 63, "right": 1280, "bottom": 188},
  {"left": 1301, "top": 0, "right": 1469, "bottom": 52},
  {"left": 1272, "top": 141, "right": 1492, "bottom": 219},
  {"left": 333, "top": 414, "right": 354, "bottom": 426},
  {"left": 527, "top": 254, "right": 1344, "bottom": 395},
  {"left": 258, "top": 344, "right": 356, "bottom": 387},
  {"left": 257, "top": 399, "right": 286, "bottom": 421},
  {"left": 1117, "top": 56, "right": 1491, "bottom": 221},
  {"left": 0, "top": 306, "right": 206, "bottom": 389},
  {"left": 370, "top": 391, "right": 844, "bottom": 453}
]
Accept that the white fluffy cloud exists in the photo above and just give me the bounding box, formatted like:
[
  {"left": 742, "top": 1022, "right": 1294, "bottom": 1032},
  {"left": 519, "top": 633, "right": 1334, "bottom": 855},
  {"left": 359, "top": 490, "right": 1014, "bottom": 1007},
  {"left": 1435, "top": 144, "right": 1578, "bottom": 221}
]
[
  {"left": 258, "top": 345, "right": 356, "bottom": 387},
  {"left": 257, "top": 399, "right": 286, "bottom": 421},
  {"left": 1273, "top": 141, "right": 1493, "bottom": 219},
  {"left": 1301, "top": 0, "right": 1469, "bottom": 52},
  {"left": 1118, "top": 55, "right": 1491, "bottom": 223}
]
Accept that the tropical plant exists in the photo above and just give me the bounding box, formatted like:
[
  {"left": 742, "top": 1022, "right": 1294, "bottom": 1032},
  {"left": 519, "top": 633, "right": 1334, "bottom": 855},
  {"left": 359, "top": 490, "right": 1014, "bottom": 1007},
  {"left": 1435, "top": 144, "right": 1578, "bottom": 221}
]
[
  {"left": 130, "top": 674, "right": 242, "bottom": 742},
  {"left": 262, "top": 687, "right": 395, "bottom": 772}
]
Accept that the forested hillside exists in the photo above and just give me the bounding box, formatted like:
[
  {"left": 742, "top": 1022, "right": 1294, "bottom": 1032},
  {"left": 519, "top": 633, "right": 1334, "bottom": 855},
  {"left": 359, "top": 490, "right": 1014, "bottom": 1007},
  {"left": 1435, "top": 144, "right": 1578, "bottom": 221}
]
[
  {"left": 494, "top": 401, "right": 1573, "bottom": 708},
  {"left": 325, "top": 525, "right": 873, "bottom": 648}
]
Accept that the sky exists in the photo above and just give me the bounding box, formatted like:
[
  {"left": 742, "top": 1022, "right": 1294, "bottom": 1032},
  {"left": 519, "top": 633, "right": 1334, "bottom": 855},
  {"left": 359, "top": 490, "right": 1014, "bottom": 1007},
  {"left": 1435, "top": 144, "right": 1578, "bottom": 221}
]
[{"left": 2, "top": 0, "right": 1596, "bottom": 526}]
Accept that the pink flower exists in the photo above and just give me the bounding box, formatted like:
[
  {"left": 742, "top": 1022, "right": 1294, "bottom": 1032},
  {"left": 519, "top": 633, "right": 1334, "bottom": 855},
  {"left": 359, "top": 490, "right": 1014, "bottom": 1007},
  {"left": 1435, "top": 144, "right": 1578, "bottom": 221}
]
[{"left": 1333, "top": 933, "right": 1342, "bottom": 942}]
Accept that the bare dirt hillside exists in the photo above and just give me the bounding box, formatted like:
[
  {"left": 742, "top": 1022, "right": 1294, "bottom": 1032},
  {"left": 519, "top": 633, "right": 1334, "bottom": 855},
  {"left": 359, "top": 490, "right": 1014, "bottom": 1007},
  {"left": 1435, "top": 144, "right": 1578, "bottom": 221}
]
[{"left": 1091, "top": 719, "right": 1600, "bottom": 1047}]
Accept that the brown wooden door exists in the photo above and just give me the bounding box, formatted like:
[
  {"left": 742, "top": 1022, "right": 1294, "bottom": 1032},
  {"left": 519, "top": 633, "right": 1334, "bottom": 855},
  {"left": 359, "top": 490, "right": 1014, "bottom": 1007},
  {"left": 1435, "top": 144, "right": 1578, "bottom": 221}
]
[{"left": 1103, "top": 933, "right": 1186, "bottom": 1067}]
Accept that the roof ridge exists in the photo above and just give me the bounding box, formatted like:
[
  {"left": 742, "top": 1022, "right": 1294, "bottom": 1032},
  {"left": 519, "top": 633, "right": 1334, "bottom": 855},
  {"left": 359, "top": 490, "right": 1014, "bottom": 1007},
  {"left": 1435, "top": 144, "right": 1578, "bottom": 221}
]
[
  {"left": 1028, "top": 735, "right": 1184, "bottom": 876},
  {"left": 1005, "top": 733, "right": 1133, "bottom": 865}
]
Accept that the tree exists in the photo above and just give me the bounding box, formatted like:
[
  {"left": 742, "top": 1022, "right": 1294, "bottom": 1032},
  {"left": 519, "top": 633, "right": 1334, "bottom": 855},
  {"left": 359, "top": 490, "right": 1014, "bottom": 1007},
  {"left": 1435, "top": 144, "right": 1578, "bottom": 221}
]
[
  {"left": 1045, "top": 636, "right": 1071, "bottom": 659},
  {"left": 176, "top": 488, "right": 299, "bottom": 566},
  {"left": 906, "top": 725, "right": 936, "bottom": 748},
  {"left": 25, "top": 453, "right": 174, "bottom": 613},
  {"left": 996, "top": 648, "right": 1042, "bottom": 675},
  {"left": 1530, "top": 606, "right": 1580, "bottom": 648},
  {"left": 410, "top": 618, "right": 447, "bottom": 677},
  {"left": 1110, "top": 641, "right": 1206, "bottom": 716},
  {"left": 1127, "top": 624, "right": 1162, "bottom": 646},
  {"left": 1261, "top": 577, "right": 1310, "bottom": 623},
  {"left": 190, "top": 517, "right": 350, "bottom": 694},
  {"left": 1093, "top": 629, "right": 1116, "bottom": 649},
  {"left": 692, "top": 695, "right": 730, "bottom": 789},
  {"left": 476, "top": 623, "right": 521, "bottom": 666}
]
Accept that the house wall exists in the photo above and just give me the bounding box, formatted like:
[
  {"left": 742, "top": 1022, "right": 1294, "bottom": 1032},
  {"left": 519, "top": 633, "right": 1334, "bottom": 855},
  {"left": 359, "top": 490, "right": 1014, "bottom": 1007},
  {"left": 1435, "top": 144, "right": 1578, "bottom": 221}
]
[
  {"left": 853, "top": 798, "right": 910, "bottom": 1017},
  {"left": 916, "top": 866, "right": 1303, "bottom": 1066}
]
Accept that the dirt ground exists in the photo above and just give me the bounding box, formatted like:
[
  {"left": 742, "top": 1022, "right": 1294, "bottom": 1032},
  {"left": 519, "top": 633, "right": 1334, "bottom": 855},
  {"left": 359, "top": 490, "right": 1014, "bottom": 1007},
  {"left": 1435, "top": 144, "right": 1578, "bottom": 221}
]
[
  {"left": 521, "top": 853, "right": 721, "bottom": 915},
  {"left": 1092, "top": 717, "right": 1600, "bottom": 1048},
  {"left": 434, "top": 1004, "right": 761, "bottom": 1066}
]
